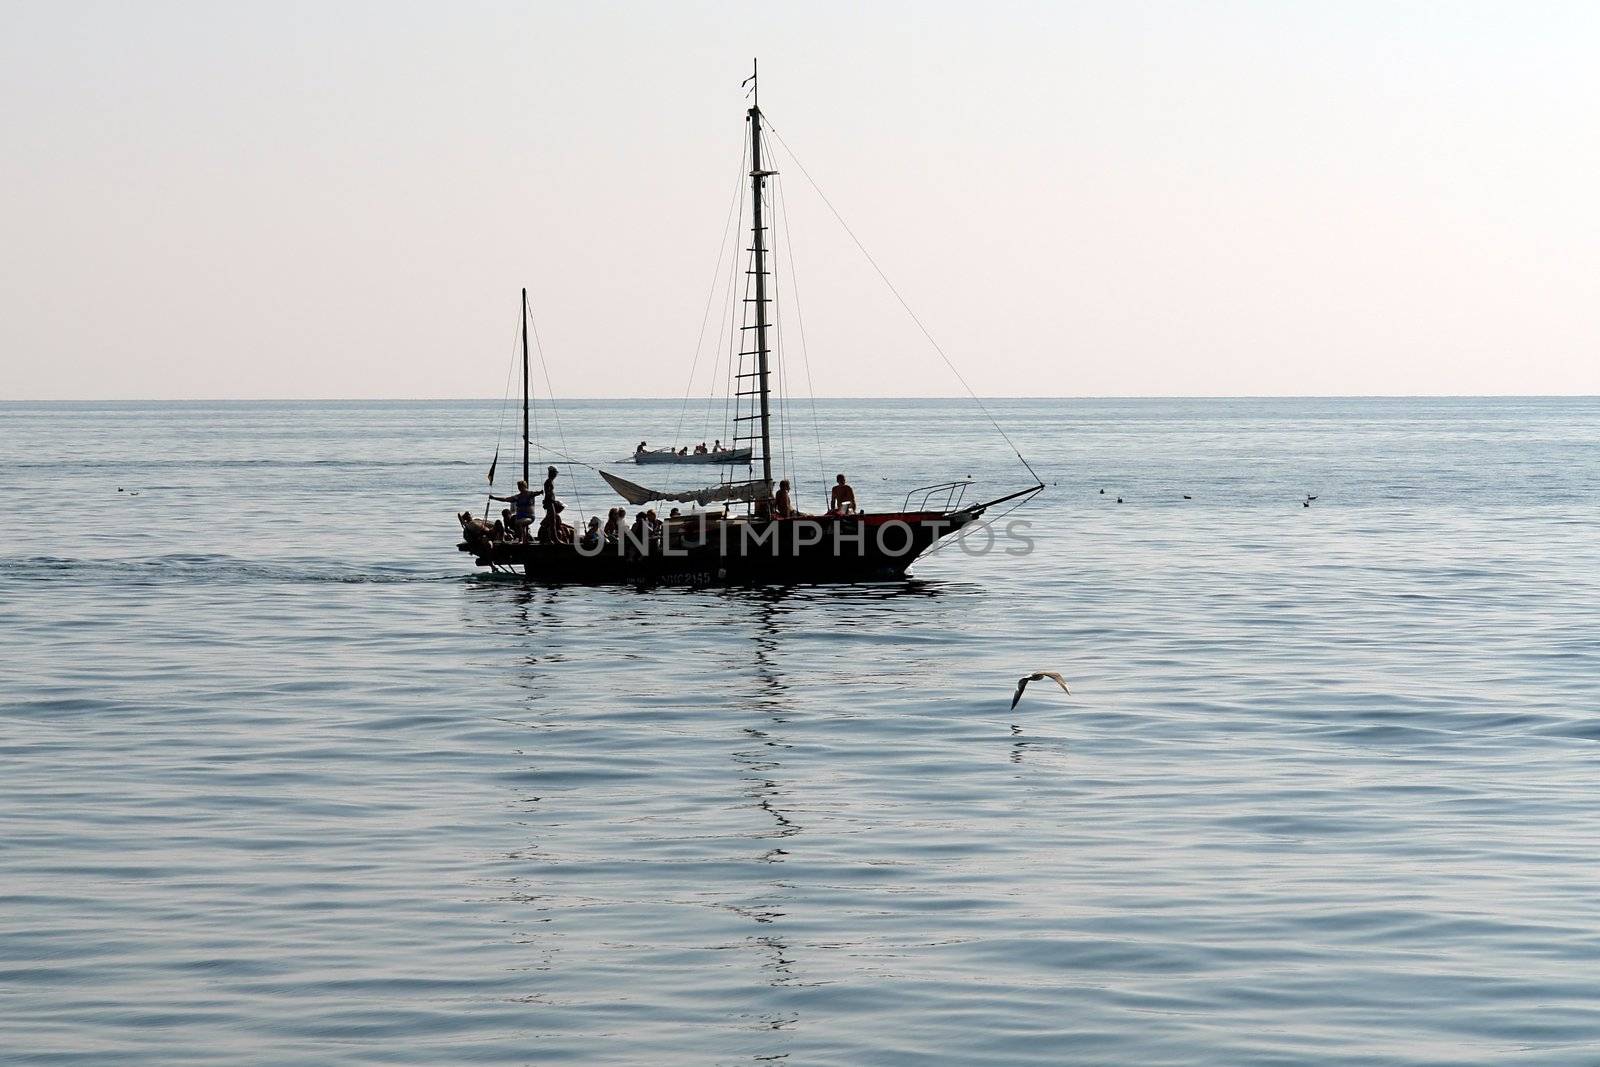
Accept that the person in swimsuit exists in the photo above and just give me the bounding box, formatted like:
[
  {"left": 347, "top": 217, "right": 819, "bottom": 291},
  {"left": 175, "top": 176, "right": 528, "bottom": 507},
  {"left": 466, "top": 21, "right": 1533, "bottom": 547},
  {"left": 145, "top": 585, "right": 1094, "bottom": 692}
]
[
  {"left": 829, "top": 474, "right": 857, "bottom": 515},
  {"left": 489, "top": 480, "right": 538, "bottom": 542},
  {"left": 773, "top": 479, "right": 795, "bottom": 518}
]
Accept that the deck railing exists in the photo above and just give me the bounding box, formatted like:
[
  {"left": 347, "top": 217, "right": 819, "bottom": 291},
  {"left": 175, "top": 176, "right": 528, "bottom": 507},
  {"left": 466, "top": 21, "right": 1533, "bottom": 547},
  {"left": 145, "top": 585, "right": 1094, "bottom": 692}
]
[{"left": 902, "top": 480, "right": 974, "bottom": 513}]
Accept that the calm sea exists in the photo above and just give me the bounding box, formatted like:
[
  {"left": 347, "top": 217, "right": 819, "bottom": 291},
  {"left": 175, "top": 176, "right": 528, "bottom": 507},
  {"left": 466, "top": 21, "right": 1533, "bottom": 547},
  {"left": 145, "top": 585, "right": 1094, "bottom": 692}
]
[{"left": 2, "top": 397, "right": 1598, "bottom": 1065}]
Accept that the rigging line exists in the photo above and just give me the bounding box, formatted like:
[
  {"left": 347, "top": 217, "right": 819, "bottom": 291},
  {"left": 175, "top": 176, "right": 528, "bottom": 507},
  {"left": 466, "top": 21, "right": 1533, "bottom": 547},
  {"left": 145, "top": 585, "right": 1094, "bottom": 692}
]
[
  {"left": 774, "top": 175, "right": 827, "bottom": 506},
  {"left": 534, "top": 300, "right": 547, "bottom": 489},
  {"left": 769, "top": 187, "right": 786, "bottom": 482},
  {"left": 719, "top": 171, "right": 749, "bottom": 473},
  {"left": 728, "top": 237, "right": 755, "bottom": 489},
  {"left": 491, "top": 301, "right": 522, "bottom": 457},
  {"left": 518, "top": 439, "right": 606, "bottom": 473},
  {"left": 705, "top": 168, "right": 745, "bottom": 449},
  {"left": 742, "top": 236, "right": 757, "bottom": 490},
  {"left": 486, "top": 303, "right": 524, "bottom": 515},
  {"left": 775, "top": 189, "right": 797, "bottom": 495},
  {"left": 920, "top": 486, "right": 1045, "bottom": 559},
  {"left": 769, "top": 183, "right": 797, "bottom": 501},
  {"left": 763, "top": 122, "right": 1043, "bottom": 488},
  {"left": 701, "top": 245, "right": 732, "bottom": 448},
  {"left": 705, "top": 200, "right": 738, "bottom": 444},
  {"left": 674, "top": 134, "right": 748, "bottom": 447},
  {"left": 523, "top": 292, "right": 587, "bottom": 524},
  {"left": 759, "top": 217, "right": 780, "bottom": 493}
]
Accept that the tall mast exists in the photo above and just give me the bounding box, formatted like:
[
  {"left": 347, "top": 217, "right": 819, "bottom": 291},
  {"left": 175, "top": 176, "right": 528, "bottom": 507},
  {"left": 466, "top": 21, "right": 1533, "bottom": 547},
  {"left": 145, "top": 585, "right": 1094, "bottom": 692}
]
[
  {"left": 747, "top": 61, "right": 774, "bottom": 494},
  {"left": 521, "top": 287, "right": 530, "bottom": 487}
]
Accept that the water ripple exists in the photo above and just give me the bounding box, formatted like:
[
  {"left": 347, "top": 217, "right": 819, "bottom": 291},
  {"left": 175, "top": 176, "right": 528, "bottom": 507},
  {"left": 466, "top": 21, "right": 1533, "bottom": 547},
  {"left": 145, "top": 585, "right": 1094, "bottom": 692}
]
[{"left": 3, "top": 398, "right": 1600, "bottom": 1065}]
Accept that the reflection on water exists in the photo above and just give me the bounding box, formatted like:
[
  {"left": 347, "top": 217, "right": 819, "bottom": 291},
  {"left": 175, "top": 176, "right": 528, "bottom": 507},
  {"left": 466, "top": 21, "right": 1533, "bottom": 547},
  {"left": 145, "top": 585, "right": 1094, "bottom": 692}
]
[{"left": 5, "top": 398, "right": 1600, "bottom": 1065}]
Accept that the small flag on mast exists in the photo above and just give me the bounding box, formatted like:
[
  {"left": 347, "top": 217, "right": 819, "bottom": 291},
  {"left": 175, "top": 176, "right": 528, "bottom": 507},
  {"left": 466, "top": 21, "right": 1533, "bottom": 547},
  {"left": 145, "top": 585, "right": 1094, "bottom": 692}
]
[{"left": 487, "top": 447, "right": 499, "bottom": 486}]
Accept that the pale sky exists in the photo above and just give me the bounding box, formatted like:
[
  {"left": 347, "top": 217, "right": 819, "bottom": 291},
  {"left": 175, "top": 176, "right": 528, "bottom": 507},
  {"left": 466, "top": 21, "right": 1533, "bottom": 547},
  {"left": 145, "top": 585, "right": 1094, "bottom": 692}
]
[{"left": 3, "top": 1, "right": 1597, "bottom": 399}]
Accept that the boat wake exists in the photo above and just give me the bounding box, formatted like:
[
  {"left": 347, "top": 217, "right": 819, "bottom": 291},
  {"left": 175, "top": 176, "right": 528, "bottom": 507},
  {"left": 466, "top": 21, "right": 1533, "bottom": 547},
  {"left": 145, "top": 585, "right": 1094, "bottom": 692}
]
[{"left": 5, "top": 553, "right": 457, "bottom": 586}]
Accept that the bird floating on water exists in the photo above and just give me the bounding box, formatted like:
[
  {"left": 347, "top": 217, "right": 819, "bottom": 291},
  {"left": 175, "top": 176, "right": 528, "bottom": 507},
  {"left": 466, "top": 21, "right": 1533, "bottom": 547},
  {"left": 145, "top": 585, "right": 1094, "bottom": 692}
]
[{"left": 1011, "top": 671, "right": 1070, "bottom": 709}]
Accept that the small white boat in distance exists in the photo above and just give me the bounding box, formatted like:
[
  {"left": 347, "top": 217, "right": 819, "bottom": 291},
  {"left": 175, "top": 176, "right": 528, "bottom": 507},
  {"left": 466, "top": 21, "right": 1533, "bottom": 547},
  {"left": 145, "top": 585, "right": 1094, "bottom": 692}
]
[{"left": 634, "top": 447, "right": 753, "bottom": 465}]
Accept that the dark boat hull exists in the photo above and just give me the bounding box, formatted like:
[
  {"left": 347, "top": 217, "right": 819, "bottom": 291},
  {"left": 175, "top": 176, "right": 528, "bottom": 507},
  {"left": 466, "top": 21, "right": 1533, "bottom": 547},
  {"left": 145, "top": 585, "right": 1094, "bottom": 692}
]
[
  {"left": 458, "top": 511, "right": 980, "bottom": 585},
  {"left": 635, "top": 448, "right": 754, "bottom": 465}
]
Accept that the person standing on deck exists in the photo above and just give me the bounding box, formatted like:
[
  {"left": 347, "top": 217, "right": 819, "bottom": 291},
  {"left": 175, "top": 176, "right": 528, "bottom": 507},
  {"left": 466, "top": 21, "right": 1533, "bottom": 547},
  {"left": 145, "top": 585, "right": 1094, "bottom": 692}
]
[
  {"left": 829, "top": 474, "right": 857, "bottom": 515},
  {"left": 537, "top": 466, "right": 568, "bottom": 544},
  {"left": 542, "top": 466, "right": 560, "bottom": 511}
]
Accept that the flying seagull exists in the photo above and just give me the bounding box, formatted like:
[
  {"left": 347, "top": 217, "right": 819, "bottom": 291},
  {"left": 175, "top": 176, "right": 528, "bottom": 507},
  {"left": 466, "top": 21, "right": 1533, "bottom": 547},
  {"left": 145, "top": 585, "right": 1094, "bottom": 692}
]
[{"left": 1011, "top": 671, "right": 1070, "bottom": 709}]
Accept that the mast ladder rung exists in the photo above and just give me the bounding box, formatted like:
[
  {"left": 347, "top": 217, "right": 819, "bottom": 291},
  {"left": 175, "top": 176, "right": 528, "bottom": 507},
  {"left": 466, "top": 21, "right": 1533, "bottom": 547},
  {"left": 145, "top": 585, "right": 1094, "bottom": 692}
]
[
  {"left": 734, "top": 371, "right": 765, "bottom": 378},
  {"left": 738, "top": 323, "right": 772, "bottom": 330}
]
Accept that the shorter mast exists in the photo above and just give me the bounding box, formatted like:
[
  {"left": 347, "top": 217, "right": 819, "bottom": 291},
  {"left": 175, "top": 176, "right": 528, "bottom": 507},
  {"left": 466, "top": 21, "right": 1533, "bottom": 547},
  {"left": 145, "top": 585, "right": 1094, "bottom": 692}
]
[{"left": 521, "top": 288, "right": 531, "bottom": 487}]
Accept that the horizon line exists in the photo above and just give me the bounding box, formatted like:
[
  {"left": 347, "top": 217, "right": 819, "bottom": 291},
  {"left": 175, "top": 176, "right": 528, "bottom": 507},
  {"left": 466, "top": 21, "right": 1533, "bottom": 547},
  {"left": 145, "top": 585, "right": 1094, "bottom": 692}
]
[{"left": 4, "top": 393, "right": 1600, "bottom": 404}]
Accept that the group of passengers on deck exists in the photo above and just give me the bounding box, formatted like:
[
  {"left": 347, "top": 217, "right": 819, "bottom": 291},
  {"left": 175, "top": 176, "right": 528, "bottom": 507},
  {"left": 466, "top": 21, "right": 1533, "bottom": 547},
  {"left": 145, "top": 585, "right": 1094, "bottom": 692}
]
[
  {"left": 635, "top": 439, "right": 733, "bottom": 457},
  {"left": 459, "top": 467, "right": 860, "bottom": 549}
]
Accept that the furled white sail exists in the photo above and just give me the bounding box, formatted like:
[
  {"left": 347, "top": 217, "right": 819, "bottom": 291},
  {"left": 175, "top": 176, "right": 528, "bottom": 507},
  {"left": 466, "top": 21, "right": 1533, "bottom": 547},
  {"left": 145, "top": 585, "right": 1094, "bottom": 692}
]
[{"left": 600, "top": 470, "right": 768, "bottom": 507}]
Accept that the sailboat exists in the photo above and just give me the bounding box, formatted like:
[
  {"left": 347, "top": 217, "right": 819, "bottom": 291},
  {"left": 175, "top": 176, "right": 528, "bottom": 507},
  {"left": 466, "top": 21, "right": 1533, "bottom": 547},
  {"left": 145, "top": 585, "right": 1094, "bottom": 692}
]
[
  {"left": 633, "top": 446, "right": 754, "bottom": 466},
  {"left": 456, "top": 66, "right": 1041, "bottom": 584}
]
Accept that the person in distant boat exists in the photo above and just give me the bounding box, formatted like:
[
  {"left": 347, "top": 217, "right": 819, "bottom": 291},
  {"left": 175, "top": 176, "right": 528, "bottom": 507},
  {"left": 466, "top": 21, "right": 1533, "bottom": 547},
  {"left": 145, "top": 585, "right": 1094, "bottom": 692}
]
[
  {"left": 712, "top": 440, "right": 724, "bottom": 452},
  {"left": 694, "top": 442, "right": 707, "bottom": 455},
  {"left": 646, "top": 509, "right": 662, "bottom": 538},
  {"left": 829, "top": 474, "right": 857, "bottom": 515},
  {"left": 578, "top": 516, "right": 603, "bottom": 549},
  {"left": 489, "top": 480, "right": 537, "bottom": 542},
  {"left": 636, "top": 441, "right": 649, "bottom": 455},
  {"left": 668, "top": 507, "right": 682, "bottom": 519},
  {"left": 773, "top": 479, "right": 795, "bottom": 518},
  {"left": 603, "top": 507, "right": 624, "bottom": 543},
  {"left": 678, "top": 446, "right": 689, "bottom": 456}
]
